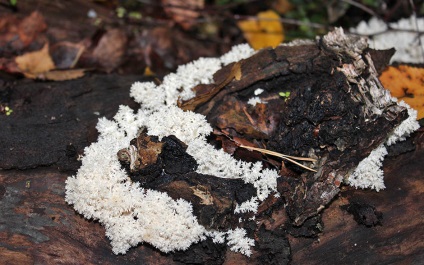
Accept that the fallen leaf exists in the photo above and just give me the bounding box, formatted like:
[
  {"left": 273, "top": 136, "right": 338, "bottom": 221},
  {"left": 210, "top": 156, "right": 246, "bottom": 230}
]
[
  {"left": 237, "top": 10, "right": 284, "bottom": 50},
  {"left": 0, "top": 11, "right": 47, "bottom": 54},
  {"left": 15, "top": 43, "right": 55, "bottom": 77},
  {"left": 216, "top": 97, "right": 269, "bottom": 139},
  {"left": 92, "top": 29, "right": 128, "bottom": 72},
  {"left": 0, "top": 58, "right": 21, "bottom": 74},
  {"left": 368, "top": 48, "right": 395, "bottom": 74},
  {"left": 18, "top": 11, "right": 47, "bottom": 47},
  {"left": 50, "top": 42, "right": 85, "bottom": 69},
  {"left": 162, "top": 0, "right": 204, "bottom": 30},
  {"left": 272, "top": 0, "right": 293, "bottom": 14},
  {"left": 38, "top": 69, "right": 87, "bottom": 81},
  {"left": 379, "top": 65, "right": 424, "bottom": 119}
]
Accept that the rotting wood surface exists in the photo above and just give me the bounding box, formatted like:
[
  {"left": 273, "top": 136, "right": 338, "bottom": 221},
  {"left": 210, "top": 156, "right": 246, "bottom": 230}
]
[{"left": 1, "top": 40, "right": 423, "bottom": 264}]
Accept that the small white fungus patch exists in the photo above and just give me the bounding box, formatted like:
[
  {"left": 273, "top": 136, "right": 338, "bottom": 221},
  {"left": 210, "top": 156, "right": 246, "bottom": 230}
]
[
  {"left": 247, "top": 96, "right": 263, "bottom": 106},
  {"left": 351, "top": 15, "right": 424, "bottom": 63},
  {"left": 226, "top": 228, "right": 255, "bottom": 257},
  {"left": 235, "top": 197, "right": 259, "bottom": 214},
  {"left": 348, "top": 99, "right": 419, "bottom": 191}
]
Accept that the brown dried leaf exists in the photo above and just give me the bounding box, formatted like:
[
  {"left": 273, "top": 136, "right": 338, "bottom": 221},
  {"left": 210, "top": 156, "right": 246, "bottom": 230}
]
[
  {"left": 15, "top": 43, "right": 55, "bottom": 77},
  {"left": 38, "top": 69, "right": 87, "bottom": 81},
  {"left": 162, "top": 0, "right": 204, "bottom": 30},
  {"left": 251, "top": 103, "right": 274, "bottom": 136},
  {"left": 216, "top": 97, "right": 269, "bottom": 139},
  {"left": 0, "top": 11, "right": 47, "bottom": 54},
  {"left": 18, "top": 11, "right": 47, "bottom": 47},
  {"left": 50, "top": 42, "right": 85, "bottom": 69},
  {"left": 92, "top": 29, "right": 128, "bottom": 72}
]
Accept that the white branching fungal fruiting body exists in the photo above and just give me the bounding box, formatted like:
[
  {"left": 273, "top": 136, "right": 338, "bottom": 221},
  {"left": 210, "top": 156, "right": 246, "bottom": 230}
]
[{"left": 66, "top": 33, "right": 419, "bottom": 256}]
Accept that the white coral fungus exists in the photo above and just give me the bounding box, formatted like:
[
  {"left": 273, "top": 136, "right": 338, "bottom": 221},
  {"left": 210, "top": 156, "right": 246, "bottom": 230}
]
[
  {"left": 348, "top": 99, "right": 419, "bottom": 191},
  {"left": 66, "top": 44, "right": 262, "bottom": 256},
  {"left": 226, "top": 228, "right": 255, "bottom": 257},
  {"left": 349, "top": 144, "right": 388, "bottom": 191}
]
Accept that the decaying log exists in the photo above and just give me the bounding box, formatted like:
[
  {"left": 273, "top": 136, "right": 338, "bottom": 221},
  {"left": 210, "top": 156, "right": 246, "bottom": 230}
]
[
  {"left": 111, "top": 29, "right": 411, "bottom": 263},
  {"left": 188, "top": 29, "right": 407, "bottom": 226},
  {"left": 1, "top": 29, "right": 422, "bottom": 264}
]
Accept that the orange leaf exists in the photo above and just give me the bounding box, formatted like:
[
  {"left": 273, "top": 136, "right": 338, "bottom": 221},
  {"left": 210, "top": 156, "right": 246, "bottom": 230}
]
[
  {"left": 379, "top": 65, "right": 424, "bottom": 120},
  {"left": 15, "top": 43, "right": 55, "bottom": 77},
  {"left": 237, "top": 10, "right": 284, "bottom": 50}
]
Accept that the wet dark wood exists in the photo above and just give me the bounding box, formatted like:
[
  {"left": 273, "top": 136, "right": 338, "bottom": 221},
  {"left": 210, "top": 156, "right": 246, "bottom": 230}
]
[
  {"left": 0, "top": 73, "right": 422, "bottom": 264},
  {"left": 0, "top": 74, "right": 143, "bottom": 171},
  {"left": 290, "top": 130, "right": 424, "bottom": 265},
  {"left": 0, "top": 74, "right": 178, "bottom": 264},
  {"left": 193, "top": 33, "right": 408, "bottom": 227}
]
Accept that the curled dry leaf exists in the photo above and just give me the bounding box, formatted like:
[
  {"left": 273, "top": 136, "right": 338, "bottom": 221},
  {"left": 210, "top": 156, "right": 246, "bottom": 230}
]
[
  {"left": 216, "top": 97, "right": 270, "bottom": 139},
  {"left": 15, "top": 43, "right": 55, "bottom": 77},
  {"left": 162, "top": 0, "right": 204, "bottom": 30},
  {"left": 14, "top": 42, "right": 87, "bottom": 81},
  {"left": 92, "top": 29, "right": 128, "bottom": 72},
  {"left": 50, "top": 41, "right": 85, "bottom": 69}
]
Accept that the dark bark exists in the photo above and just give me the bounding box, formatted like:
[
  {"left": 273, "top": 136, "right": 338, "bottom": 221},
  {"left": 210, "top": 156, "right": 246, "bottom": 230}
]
[{"left": 190, "top": 30, "right": 407, "bottom": 227}]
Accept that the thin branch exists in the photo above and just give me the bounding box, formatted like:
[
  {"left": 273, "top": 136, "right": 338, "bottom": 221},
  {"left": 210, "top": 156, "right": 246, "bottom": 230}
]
[
  {"left": 341, "top": 0, "right": 378, "bottom": 18},
  {"left": 239, "top": 145, "right": 317, "bottom": 172}
]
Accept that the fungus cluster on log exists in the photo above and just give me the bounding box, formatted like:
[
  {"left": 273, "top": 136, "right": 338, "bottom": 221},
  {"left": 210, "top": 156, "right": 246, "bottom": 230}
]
[{"left": 65, "top": 28, "right": 418, "bottom": 262}]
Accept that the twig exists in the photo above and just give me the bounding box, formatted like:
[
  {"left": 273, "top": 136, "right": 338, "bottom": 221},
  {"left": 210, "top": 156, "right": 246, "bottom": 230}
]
[
  {"left": 341, "top": 0, "right": 378, "bottom": 18},
  {"left": 239, "top": 145, "right": 317, "bottom": 172}
]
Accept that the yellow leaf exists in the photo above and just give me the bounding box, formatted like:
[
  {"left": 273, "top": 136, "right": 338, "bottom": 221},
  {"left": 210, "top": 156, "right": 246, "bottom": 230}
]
[
  {"left": 15, "top": 43, "right": 55, "bottom": 77},
  {"left": 379, "top": 65, "right": 424, "bottom": 120},
  {"left": 237, "top": 10, "right": 284, "bottom": 50}
]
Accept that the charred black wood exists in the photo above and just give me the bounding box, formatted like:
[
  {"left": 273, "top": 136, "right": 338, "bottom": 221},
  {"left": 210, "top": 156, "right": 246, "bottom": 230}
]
[{"left": 118, "top": 131, "right": 257, "bottom": 230}]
